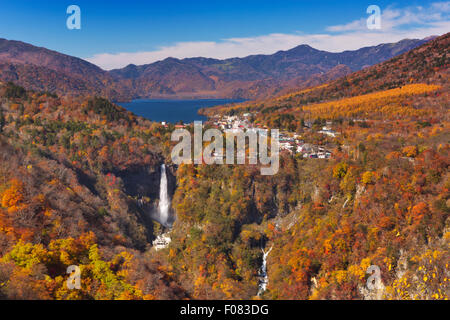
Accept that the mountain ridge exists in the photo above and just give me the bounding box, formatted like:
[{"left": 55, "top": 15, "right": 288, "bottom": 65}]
[
  {"left": 0, "top": 37, "right": 433, "bottom": 100},
  {"left": 202, "top": 32, "right": 449, "bottom": 123}
]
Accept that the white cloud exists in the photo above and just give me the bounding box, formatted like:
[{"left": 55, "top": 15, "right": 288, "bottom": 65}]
[{"left": 86, "top": 2, "right": 450, "bottom": 70}]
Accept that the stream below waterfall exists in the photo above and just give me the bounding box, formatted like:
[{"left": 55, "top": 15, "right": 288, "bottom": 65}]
[{"left": 258, "top": 246, "right": 273, "bottom": 296}]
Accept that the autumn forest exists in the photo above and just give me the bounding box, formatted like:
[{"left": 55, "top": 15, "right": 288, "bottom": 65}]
[{"left": 0, "top": 26, "right": 448, "bottom": 302}]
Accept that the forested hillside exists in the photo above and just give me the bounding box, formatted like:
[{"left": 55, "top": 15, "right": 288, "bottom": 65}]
[
  {"left": 174, "top": 33, "right": 449, "bottom": 299},
  {"left": 0, "top": 82, "right": 187, "bottom": 299}
]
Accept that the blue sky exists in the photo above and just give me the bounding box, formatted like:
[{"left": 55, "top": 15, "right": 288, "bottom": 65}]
[{"left": 0, "top": 1, "right": 448, "bottom": 69}]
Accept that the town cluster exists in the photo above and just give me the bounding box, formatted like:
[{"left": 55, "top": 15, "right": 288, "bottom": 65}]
[{"left": 209, "top": 113, "right": 338, "bottom": 159}]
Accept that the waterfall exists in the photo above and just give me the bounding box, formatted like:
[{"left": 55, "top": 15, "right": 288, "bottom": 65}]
[
  {"left": 258, "top": 246, "right": 273, "bottom": 296},
  {"left": 158, "top": 164, "right": 170, "bottom": 226}
]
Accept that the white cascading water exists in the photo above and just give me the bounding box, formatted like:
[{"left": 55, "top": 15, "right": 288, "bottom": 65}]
[
  {"left": 158, "top": 164, "right": 170, "bottom": 226},
  {"left": 258, "top": 246, "right": 273, "bottom": 296}
]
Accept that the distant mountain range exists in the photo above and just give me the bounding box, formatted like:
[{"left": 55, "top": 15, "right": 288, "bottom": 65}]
[
  {"left": 202, "top": 32, "right": 449, "bottom": 120},
  {"left": 0, "top": 37, "right": 432, "bottom": 101}
]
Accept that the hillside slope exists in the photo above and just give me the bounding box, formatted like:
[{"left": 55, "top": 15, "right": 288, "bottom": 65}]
[
  {"left": 169, "top": 33, "right": 449, "bottom": 300},
  {"left": 110, "top": 38, "right": 429, "bottom": 99},
  {"left": 203, "top": 33, "right": 449, "bottom": 122}
]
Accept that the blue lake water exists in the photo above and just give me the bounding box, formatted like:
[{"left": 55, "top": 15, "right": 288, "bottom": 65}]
[{"left": 119, "top": 99, "right": 245, "bottom": 124}]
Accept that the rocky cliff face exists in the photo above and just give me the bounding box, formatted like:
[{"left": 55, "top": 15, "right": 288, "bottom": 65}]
[{"left": 114, "top": 162, "right": 177, "bottom": 229}]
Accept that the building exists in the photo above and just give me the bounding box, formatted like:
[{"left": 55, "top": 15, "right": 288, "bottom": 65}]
[{"left": 152, "top": 233, "right": 171, "bottom": 251}]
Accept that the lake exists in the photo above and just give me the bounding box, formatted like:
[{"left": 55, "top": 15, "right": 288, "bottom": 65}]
[{"left": 119, "top": 99, "right": 245, "bottom": 124}]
